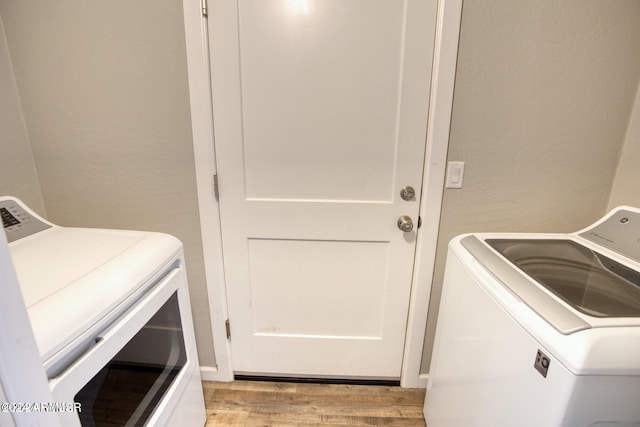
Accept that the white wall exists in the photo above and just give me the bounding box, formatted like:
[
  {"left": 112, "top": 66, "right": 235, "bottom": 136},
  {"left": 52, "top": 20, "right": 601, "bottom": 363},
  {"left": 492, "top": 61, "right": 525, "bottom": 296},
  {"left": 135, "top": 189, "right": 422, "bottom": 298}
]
[
  {"left": 0, "top": 1, "right": 216, "bottom": 368},
  {"left": 421, "top": 0, "right": 640, "bottom": 373},
  {"left": 0, "top": 18, "right": 44, "bottom": 214},
  {"left": 608, "top": 81, "right": 640, "bottom": 209}
]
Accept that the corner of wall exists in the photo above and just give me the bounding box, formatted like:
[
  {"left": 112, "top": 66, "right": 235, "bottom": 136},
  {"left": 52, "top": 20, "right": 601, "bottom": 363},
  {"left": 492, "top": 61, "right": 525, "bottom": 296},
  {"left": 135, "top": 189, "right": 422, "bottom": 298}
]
[
  {"left": 607, "top": 77, "right": 640, "bottom": 211},
  {"left": 0, "top": 10, "right": 45, "bottom": 215}
]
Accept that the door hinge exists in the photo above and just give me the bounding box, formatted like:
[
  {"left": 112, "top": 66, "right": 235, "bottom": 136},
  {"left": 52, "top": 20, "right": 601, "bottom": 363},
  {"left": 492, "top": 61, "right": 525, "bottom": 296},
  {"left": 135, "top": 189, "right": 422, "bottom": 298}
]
[
  {"left": 213, "top": 174, "right": 219, "bottom": 200},
  {"left": 201, "top": 0, "right": 208, "bottom": 17},
  {"left": 225, "top": 319, "right": 231, "bottom": 340},
  {"left": 418, "top": 216, "right": 422, "bottom": 229}
]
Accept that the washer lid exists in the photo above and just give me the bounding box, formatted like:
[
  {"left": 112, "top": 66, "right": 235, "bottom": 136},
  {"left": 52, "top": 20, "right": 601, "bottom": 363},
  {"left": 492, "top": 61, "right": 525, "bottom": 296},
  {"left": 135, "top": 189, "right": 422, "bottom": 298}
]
[{"left": 487, "top": 239, "right": 640, "bottom": 319}]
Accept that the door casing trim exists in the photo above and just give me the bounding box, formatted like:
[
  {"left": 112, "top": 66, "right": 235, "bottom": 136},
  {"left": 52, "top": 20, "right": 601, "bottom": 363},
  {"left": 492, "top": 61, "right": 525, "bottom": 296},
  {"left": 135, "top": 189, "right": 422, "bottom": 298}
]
[
  {"left": 182, "top": 0, "right": 463, "bottom": 386},
  {"left": 401, "top": 0, "right": 463, "bottom": 387}
]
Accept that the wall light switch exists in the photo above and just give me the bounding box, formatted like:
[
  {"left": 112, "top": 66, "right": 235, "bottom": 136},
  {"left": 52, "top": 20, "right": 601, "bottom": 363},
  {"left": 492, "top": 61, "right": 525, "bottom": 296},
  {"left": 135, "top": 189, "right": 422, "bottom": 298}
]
[{"left": 445, "top": 161, "right": 465, "bottom": 189}]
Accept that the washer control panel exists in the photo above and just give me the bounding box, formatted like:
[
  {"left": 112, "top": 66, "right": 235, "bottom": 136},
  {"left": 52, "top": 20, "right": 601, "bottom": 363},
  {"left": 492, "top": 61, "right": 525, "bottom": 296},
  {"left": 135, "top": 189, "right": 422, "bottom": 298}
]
[
  {"left": 1, "top": 198, "right": 52, "bottom": 243},
  {"left": 579, "top": 207, "right": 640, "bottom": 264}
]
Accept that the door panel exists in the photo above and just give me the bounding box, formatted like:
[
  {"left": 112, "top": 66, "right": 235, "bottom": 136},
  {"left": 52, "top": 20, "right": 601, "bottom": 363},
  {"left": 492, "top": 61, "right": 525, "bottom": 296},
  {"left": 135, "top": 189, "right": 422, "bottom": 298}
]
[
  {"left": 210, "top": 0, "right": 437, "bottom": 378},
  {"left": 238, "top": 0, "right": 404, "bottom": 202},
  {"left": 248, "top": 238, "right": 389, "bottom": 337}
]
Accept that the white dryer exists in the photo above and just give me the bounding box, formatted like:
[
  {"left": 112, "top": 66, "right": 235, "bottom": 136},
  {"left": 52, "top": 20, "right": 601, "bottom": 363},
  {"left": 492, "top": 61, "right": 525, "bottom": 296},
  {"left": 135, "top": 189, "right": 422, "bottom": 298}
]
[
  {"left": 424, "top": 206, "right": 640, "bottom": 427},
  {"left": 1, "top": 196, "right": 206, "bottom": 426}
]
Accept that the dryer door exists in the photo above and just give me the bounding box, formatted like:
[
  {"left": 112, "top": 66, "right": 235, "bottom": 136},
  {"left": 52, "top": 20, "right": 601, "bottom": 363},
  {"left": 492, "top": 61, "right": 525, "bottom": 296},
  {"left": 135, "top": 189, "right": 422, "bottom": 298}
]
[{"left": 48, "top": 268, "right": 193, "bottom": 426}]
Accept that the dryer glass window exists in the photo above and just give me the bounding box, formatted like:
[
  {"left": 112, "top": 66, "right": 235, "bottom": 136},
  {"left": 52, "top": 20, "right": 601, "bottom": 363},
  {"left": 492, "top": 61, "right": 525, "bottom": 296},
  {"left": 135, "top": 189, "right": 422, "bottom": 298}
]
[
  {"left": 487, "top": 239, "right": 640, "bottom": 318},
  {"left": 74, "top": 292, "right": 187, "bottom": 426}
]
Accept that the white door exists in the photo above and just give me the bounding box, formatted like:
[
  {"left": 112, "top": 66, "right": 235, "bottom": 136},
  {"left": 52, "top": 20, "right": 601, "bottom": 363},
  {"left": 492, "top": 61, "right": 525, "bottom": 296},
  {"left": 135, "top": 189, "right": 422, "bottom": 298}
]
[{"left": 209, "top": 0, "right": 437, "bottom": 379}]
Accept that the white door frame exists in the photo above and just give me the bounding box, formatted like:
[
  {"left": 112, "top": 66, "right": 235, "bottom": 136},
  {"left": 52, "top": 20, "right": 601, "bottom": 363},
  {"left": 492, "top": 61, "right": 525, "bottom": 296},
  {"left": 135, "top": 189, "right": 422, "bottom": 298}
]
[{"left": 182, "top": 0, "right": 463, "bottom": 386}]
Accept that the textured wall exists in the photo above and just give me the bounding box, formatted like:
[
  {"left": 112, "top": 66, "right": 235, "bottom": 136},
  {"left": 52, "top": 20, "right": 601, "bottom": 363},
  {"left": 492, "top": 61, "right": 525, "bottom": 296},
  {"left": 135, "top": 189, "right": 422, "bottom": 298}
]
[
  {"left": 421, "top": 0, "right": 640, "bottom": 373},
  {"left": 0, "top": 19, "right": 43, "bottom": 214},
  {"left": 608, "top": 82, "right": 640, "bottom": 209},
  {"left": 0, "top": 0, "right": 216, "bottom": 367}
]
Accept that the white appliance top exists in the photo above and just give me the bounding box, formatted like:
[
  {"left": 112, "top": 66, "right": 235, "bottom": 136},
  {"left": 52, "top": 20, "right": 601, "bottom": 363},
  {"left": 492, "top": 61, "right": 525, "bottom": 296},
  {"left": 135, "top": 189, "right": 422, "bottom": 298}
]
[
  {"left": 1, "top": 196, "right": 182, "bottom": 366},
  {"left": 451, "top": 206, "right": 640, "bottom": 375}
]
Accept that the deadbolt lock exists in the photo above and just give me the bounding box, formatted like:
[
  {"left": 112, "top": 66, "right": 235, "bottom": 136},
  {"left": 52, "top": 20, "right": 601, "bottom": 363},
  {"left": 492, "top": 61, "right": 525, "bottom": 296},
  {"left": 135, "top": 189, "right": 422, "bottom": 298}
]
[{"left": 400, "top": 186, "right": 416, "bottom": 201}]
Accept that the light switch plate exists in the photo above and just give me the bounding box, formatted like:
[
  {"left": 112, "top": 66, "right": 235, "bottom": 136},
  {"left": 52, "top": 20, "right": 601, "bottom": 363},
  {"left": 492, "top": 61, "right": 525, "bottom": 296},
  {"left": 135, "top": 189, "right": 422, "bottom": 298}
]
[{"left": 445, "top": 161, "right": 465, "bottom": 189}]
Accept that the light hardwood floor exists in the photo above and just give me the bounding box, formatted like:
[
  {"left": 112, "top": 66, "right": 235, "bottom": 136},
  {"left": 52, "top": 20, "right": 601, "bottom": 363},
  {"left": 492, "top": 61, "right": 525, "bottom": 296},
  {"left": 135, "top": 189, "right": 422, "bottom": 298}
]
[{"left": 203, "top": 380, "right": 427, "bottom": 427}]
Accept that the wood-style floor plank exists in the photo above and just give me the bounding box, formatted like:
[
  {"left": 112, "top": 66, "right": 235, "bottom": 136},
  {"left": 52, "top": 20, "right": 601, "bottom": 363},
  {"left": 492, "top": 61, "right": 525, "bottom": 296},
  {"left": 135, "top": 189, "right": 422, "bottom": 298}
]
[{"left": 203, "top": 381, "right": 426, "bottom": 427}]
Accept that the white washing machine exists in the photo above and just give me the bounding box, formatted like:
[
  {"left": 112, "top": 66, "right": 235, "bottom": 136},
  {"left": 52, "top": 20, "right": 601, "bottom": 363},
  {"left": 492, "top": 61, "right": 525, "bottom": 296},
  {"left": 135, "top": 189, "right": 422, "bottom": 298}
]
[
  {"left": 424, "top": 206, "right": 640, "bottom": 427},
  {"left": 1, "top": 196, "right": 206, "bottom": 426}
]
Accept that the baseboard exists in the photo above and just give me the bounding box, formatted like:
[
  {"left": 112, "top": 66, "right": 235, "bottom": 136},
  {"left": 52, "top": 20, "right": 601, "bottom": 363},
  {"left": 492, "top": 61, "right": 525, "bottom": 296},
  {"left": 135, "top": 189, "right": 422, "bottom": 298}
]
[
  {"left": 200, "top": 366, "right": 232, "bottom": 382},
  {"left": 417, "top": 373, "right": 429, "bottom": 389}
]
